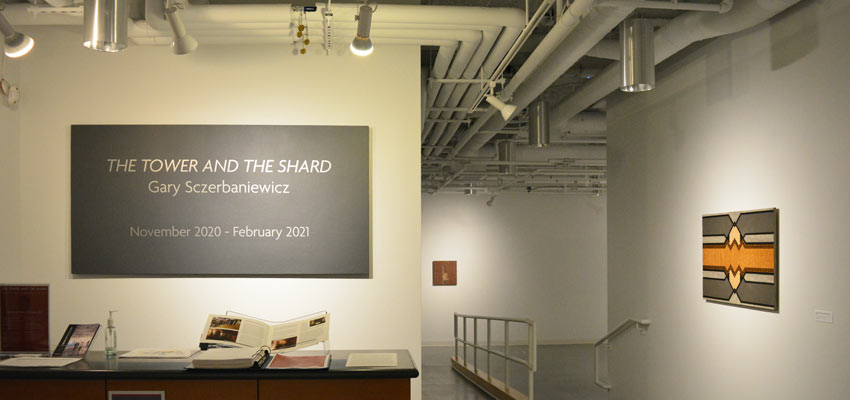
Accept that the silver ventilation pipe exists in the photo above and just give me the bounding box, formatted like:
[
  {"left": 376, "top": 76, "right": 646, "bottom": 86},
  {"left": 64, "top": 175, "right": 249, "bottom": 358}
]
[
  {"left": 497, "top": 141, "right": 515, "bottom": 174},
  {"left": 528, "top": 99, "right": 550, "bottom": 147},
  {"left": 620, "top": 18, "right": 655, "bottom": 92},
  {"left": 549, "top": 0, "right": 802, "bottom": 128},
  {"left": 83, "top": 0, "right": 129, "bottom": 52}
]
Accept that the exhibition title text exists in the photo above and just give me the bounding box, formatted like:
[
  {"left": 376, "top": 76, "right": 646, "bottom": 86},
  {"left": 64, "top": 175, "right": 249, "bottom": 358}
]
[
  {"left": 106, "top": 158, "right": 333, "bottom": 197},
  {"left": 106, "top": 158, "right": 332, "bottom": 174}
]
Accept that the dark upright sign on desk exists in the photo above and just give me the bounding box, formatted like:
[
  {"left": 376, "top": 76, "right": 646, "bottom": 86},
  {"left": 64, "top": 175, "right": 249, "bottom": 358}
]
[{"left": 71, "top": 125, "right": 369, "bottom": 276}]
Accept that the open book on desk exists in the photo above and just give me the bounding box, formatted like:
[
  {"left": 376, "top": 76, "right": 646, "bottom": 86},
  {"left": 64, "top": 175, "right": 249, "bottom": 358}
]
[
  {"left": 199, "top": 311, "right": 329, "bottom": 354},
  {"left": 191, "top": 347, "right": 269, "bottom": 369}
]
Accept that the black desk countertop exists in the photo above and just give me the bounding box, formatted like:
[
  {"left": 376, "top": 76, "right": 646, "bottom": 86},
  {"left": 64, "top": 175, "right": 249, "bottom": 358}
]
[{"left": 0, "top": 349, "right": 418, "bottom": 380}]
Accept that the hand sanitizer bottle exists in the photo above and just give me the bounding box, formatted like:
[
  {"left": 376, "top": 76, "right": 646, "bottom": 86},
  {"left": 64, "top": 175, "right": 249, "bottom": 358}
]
[{"left": 105, "top": 310, "right": 118, "bottom": 359}]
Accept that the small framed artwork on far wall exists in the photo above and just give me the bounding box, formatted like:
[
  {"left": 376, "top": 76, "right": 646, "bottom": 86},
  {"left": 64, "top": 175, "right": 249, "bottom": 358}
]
[{"left": 432, "top": 261, "right": 457, "bottom": 286}]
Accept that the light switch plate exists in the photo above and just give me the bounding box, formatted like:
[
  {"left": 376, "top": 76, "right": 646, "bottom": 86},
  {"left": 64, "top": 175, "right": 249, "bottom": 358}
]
[{"left": 814, "top": 310, "right": 833, "bottom": 324}]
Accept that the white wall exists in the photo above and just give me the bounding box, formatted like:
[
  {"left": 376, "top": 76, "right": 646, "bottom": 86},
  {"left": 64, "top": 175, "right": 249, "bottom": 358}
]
[
  {"left": 421, "top": 193, "right": 607, "bottom": 345},
  {"left": 6, "top": 28, "right": 422, "bottom": 397},
  {"left": 0, "top": 57, "right": 20, "bottom": 270},
  {"left": 606, "top": 1, "right": 850, "bottom": 398}
]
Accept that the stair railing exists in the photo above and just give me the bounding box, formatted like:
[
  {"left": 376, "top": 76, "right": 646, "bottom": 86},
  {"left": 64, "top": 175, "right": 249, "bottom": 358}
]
[
  {"left": 453, "top": 312, "right": 537, "bottom": 399},
  {"left": 594, "top": 318, "right": 651, "bottom": 390}
]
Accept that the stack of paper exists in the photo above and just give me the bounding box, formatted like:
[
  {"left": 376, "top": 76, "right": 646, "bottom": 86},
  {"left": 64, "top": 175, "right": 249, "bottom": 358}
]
[
  {"left": 345, "top": 353, "right": 398, "bottom": 368},
  {"left": 0, "top": 357, "right": 81, "bottom": 368},
  {"left": 120, "top": 348, "right": 200, "bottom": 359}
]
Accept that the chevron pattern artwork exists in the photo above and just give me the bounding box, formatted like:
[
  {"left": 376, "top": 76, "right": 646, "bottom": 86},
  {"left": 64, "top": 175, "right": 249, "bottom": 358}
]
[{"left": 702, "top": 209, "right": 779, "bottom": 311}]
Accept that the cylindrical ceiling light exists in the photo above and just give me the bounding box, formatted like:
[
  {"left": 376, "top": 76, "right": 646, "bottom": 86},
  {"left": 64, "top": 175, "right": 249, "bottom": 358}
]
[
  {"left": 620, "top": 18, "right": 655, "bottom": 92},
  {"left": 0, "top": 13, "right": 34, "bottom": 58},
  {"left": 528, "top": 99, "right": 550, "bottom": 147},
  {"left": 164, "top": 3, "right": 198, "bottom": 55},
  {"left": 83, "top": 0, "right": 129, "bottom": 52},
  {"left": 497, "top": 141, "right": 515, "bottom": 175},
  {"left": 350, "top": 4, "right": 374, "bottom": 56}
]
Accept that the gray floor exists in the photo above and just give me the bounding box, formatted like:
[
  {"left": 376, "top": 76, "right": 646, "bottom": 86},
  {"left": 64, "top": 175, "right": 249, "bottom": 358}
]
[{"left": 422, "top": 344, "right": 609, "bottom": 400}]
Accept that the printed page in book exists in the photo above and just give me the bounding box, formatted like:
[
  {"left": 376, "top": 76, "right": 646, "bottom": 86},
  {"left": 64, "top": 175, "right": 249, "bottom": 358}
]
[
  {"left": 200, "top": 315, "right": 269, "bottom": 348},
  {"left": 267, "top": 312, "right": 330, "bottom": 353}
]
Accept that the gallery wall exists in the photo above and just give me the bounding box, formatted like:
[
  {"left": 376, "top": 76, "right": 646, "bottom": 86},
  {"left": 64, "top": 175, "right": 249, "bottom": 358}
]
[
  {"left": 0, "top": 59, "right": 20, "bottom": 270},
  {"left": 5, "top": 28, "right": 423, "bottom": 397},
  {"left": 606, "top": 1, "right": 850, "bottom": 398},
  {"left": 421, "top": 193, "right": 607, "bottom": 344}
]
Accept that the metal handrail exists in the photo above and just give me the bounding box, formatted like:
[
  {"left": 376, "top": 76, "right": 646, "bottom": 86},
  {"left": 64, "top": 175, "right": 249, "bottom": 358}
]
[
  {"left": 594, "top": 318, "right": 651, "bottom": 391},
  {"left": 454, "top": 312, "right": 537, "bottom": 399}
]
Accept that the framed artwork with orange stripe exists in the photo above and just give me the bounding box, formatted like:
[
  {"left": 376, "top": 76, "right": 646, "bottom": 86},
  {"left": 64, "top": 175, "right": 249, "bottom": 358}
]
[{"left": 702, "top": 208, "right": 778, "bottom": 311}]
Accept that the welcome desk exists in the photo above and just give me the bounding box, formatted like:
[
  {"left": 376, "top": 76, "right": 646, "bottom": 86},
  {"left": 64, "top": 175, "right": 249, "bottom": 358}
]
[{"left": 0, "top": 349, "right": 419, "bottom": 400}]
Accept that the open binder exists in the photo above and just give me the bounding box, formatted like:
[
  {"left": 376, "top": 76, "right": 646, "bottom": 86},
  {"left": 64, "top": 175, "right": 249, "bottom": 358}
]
[{"left": 191, "top": 346, "right": 270, "bottom": 369}]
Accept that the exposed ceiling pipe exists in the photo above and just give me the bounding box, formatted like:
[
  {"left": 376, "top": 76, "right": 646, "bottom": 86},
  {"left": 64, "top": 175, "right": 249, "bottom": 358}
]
[
  {"left": 144, "top": 2, "right": 526, "bottom": 32},
  {"left": 439, "top": 0, "right": 599, "bottom": 154},
  {"left": 422, "top": 27, "right": 498, "bottom": 145},
  {"left": 1, "top": 4, "right": 82, "bottom": 25},
  {"left": 499, "top": 0, "right": 596, "bottom": 104},
  {"left": 424, "top": 26, "right": 522, "bottom": 155},
  {"left": 473, "top": 142, "right": 607, "bottom": 161},
  {"left": 421, "top": 32, "right": 481, "bottom": 115},
  {"left": 549, "top": 0, "right": 801, "bottom": 128},
  {"left": 130, "top": 35, "right": 461, "bottom": 47},
  {"left": 453, "top": 4, "right": 635, "bottom": 156},
  {"left": 432, "top": 0, "right": 606, "bottom": 158},
  {"left": 423, "top": 0, "right": 554, "bottom": 156},
  {"left": 421, "top": 28, "right": 490, "bottom": 142}
]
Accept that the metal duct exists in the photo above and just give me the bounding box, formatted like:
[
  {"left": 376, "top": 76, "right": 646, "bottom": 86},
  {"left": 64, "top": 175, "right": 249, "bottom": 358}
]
[
  {"left": 498, "top": 141, "right": 515, "bottom": 174},
  {"left": 550, "top": 0, "right": 803, "bottom": 128},
  {"left": 620, "top": 18, "right": 654, "bottom": 92},
  {"left": 83, "top": 0, "right": 128, "bottom": 52},
  {"left": 528, "top": 99, "right": 550, "bottom": 147}
]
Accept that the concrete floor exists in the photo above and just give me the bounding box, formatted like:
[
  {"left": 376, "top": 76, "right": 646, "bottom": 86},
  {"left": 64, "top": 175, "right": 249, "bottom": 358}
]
[{"left": 421, "top": 344, "right": 609, "bottom": 400}]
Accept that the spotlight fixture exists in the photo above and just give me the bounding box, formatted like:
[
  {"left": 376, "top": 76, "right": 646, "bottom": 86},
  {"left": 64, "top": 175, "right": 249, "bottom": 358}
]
[
  {"left": 164, "top": 2, "right": 198, "bottom": 55},
  {"left": 485, "top": 95, "right": 517, "bottom": 121},
  {"left": 83, "top": 0, "right": 129, "bottom": 52},
  {"left": 0, "top": 13, "right": 34, "bottom": 58},
  {"left": 528, "top": 99, "right": 550, "bottom": 147},
  {"left": 620, "top": 18, "right": 655, "bottom": 92},
  {"left": 350, "top": 4, "right": 374, "bottom": 56}
]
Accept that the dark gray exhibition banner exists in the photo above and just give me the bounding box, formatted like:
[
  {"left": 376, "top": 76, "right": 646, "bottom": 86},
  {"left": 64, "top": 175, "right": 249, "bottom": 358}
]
[{"left": 71, "top": 125, "right": 369, "bottom": 276}]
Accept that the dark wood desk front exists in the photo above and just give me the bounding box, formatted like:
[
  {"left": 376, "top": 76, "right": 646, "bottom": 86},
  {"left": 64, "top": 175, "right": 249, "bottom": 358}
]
[{"left": 0, "top": 349, "right": 418, "bottom": 400}]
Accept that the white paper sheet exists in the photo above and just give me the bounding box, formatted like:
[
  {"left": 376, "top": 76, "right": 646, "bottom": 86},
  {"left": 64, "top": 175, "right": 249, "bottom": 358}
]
[
  {"left": 345, "top": 352, "right": 398, "bottom": 367},
  {"left": 119, "top": 348, "right": 200, "bottom": 359},
  {"left": 0, "top": 357, "right": 81, "bottom": 367}
]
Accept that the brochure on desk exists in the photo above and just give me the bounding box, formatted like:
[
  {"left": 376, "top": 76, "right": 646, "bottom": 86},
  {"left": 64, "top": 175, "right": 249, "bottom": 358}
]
[{"left": 200, "top": 312, "right": 329, "bottom": 353}]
